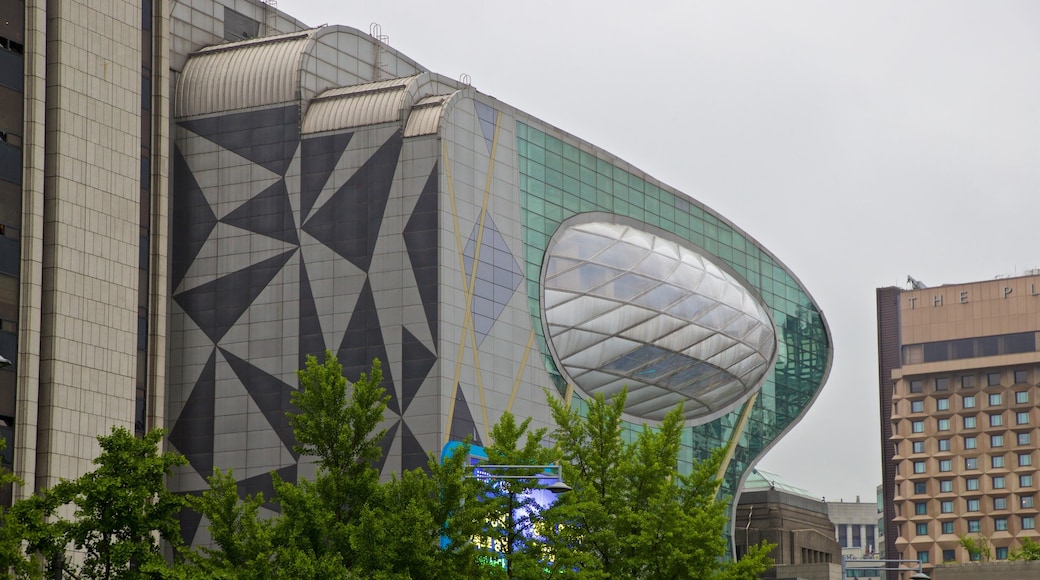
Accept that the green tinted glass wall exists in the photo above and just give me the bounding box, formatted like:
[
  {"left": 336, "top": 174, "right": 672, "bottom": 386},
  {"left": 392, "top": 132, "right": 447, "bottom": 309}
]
[{"left": 517, "top": 122, "right": 831, "bottom": 498}]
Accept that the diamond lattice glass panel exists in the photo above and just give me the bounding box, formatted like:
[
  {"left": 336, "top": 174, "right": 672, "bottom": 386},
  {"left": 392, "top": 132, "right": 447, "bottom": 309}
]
[{"left": 543, "top": 221, "right": 777, "bottom": 424}]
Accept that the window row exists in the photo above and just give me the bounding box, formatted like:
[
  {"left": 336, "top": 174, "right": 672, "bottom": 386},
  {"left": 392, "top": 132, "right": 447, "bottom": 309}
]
[
  {"left": 914, "top": 516, "right": 1035, "bottom": 537},
  {"left": 905, "top": 411, "right": 1031, "bottom": 432},
  {"left": 903, "top": 392, "right": 1031, "bottom": 413},
  {"left": 905, "top": 368, "right": 1034, "bottom": 394},
  {"left": 907, "top": 433, "right": 1033, "bottom": 454},
  {"left": 910, "top": 494, "right": 1036, "bottom": 515}
]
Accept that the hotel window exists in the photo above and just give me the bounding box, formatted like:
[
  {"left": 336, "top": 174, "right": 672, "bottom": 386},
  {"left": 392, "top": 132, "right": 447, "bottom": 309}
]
[
  {"left": 1017, "top": 391, "right": 1029, "bottom": 404},
  {"left": 993, "top": 456, "right": 1005, "bottom": 468},
  {"left": 996, "top": 546, "right": 1009, "bottom": 560},
  {"left": 913, "top": 461, "right": 927, "bottom": 474},
  {"left": 939, "top": 459, "right": 952, "bottom": 472},
  {"left": 910, "top": 379, "right": 924, "bottom": 393},
  {"left": 938, "top": 418, "right": 951, "bottom": 431},
  {"left": 963, "top": 395, "right": 976, "bottom": 408},
  {"left": 965, "top": 457, "right": 978, "bottom": 470},
  {"left": 1015, "top": 370, "right": 1029, "bottom": 384},
  {"left": 992, "top": 434, "right": 1004, "bottom": 447},
  {"left": 968, "top": 519, "right": 981, "bottom": 533},
  {"left": 943, "top": 548, "right": 956, "bottom": 561},
  {"left": 1020, "top": 474, "right": 1033, "bottom": 487},
  {"left": 988, "top": 372, "right": 1002, "bottom": 386},
  {"left": 964, "top": 436, "right": 977, "bottom": 449},
  {"left": 1019, "top": 432, "right": 1031, "bottom": 445},
  {"left": 964, "top": 416, "right": 977, "bottom": 429},
  {"left": 994, "top": 496, "right": 1008, "bottom": 510},
  {"left": 911, "top": 400, "right": 924, "bottom": 413},
  {"left": 941, "top": 521, "right": 954, "bottom": 534},
  {"left": 966, "top": 479, "right": 980, "bottom": 492},
  {"left": 1023, "top": 516, "right": 1036, "bottom": 530},
  {"left": 936, "top": 377, "right": 950, "bottom": 391},
  {"left": 914, "top": 502, "right": 927, "bottom": 515},
  {"left": 995, "top": 518, "right": 1008, "bottom": 531},
  {"left": 990, "top": 393, "right": 1003, "bottom": 406},
  {"left": 1019, "top": 453, "right": 1033, "bottom": 467},
  {"left": 993, "top": 476, "right": 1006, "bottom": 489},
  {"left": 938, "top": 439, "right": 951, "bottom": 452},
  {"left": 962, "top": 375, "right": 975, "bottom": 389},
  {"left": 916, "top": 522, "right": 928, "bottom": 535},
  {"left": 912, "top": 441, "right": 925, "bottom": 453},
  {"left": 990, "top": 414, "right": 1003, "bottom": 427},
  {"left": 918, "top": 550, "right": 930, "bottom": 564},
  {"left": 967, "top": 498, "right": 981, "bottom": 511},
  {"left": 912, "top": 421, "right": 924, "bottom": 433},
  {"left": 1017, "top": 411, "right": 1030, "bottom": 425},
  {"left": 941, "top": 500, "right": 954, "bottom": 513},
  {"left": 940, "top": 480, "right": 953, "bottom": 493},
  {"left": 914, "top": 481, "right": 927, "bottom": 494},
  {"left": 1022, "top": 495, "right": 1035, "bottom": 508},
  {"left": 937, "top": 398, "right": 950, "bottom": 411}
]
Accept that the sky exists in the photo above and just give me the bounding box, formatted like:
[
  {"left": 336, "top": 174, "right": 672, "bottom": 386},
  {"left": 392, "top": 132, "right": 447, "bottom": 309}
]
[{"left": 280, "top": 0, "right": 1040, "bottom": 503}]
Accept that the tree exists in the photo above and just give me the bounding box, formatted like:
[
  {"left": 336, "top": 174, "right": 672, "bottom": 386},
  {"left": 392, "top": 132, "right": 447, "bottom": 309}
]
[
  {"left": 959, "top": 533, "right": 991, "bottom": 562},
  {"left": 1010, "top": 537, "right": 1040, "bottom": 561},
  {"left": 542, "top": 389, "right": 774, "bottom": 579},
  {"left": 0, "top": 438, "right": 41, "bottom": 580},
  {"left": 26, "top": 427, "right": 187, "bottom": 580}
]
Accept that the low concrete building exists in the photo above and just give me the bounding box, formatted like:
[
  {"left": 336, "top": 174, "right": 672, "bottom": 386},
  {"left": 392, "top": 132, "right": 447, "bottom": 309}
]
[{"left": 931, "top": 560, "right": 1040, "bottom": 579}]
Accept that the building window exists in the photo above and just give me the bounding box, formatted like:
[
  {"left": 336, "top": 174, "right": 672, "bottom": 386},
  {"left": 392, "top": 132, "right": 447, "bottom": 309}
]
[
  {"left": 1023, "top": 516, "right": 1036, "bottom": 530},
  {"left": 993, "top": 455, "right": 1005, "bottom": 468},
  {"left": 995, "top": 518, "right": 1008, "bottom": 531},
  {"left": 964, "top": 436, "right": 977, "bottom": 449},
  {"left": 918, "top": 550, "right": 930, "bottom": 564},
  {"left": 916, "top": 522, "right": 928, "bottom": 536},
  {"left": 941, "top": 521, "right": 955, "bottom": 534},
  {"left": 938, "top": 418, "right": 951, "bottom": 431},
  {"left": 911, "top": 400, "right": 924, "bottom": 413},
  {"left": 994, "top": 476, "right": 1006, "bottom": 489},
  {"left": 939, "top": 459, "right": 953, "bottom": 472},
  {"left": 936, "top": 397, "right": 950, "bottom": 411},
  {"left": 996, "top": 546, "right": 1009, "bottom": 560},
  {"left": 990, "top": 414, "right": 1003, "bottom": 427},
  {"left": 992, "top": 434, "right": 1005, "bottom": 447},
  {"left": 912, "top": 440, "right": 925, "bottom": 454},
  {"left": 963, "top": 395, "right": 976, "bottom": 408},
  {"left": 939, "top": 439, "right": 951, "bottom": 451},
  {"left": 994, "top": 496, "right": 1008, "bottom": 510},
  {"left": 936, "top": 377, "right": 950, "bottom": 391},
  {"left": 940, "top": 480, "right": 953, "bottom": 493},
  {"left": 965, "top": 457, "right": 978, "bottom": 470},
  {"left": 1022, "top": 495, "right": 1035, "bottom": 508},
  {"left": 1017, "top": 411, "right": 1030, "bottom": 425},
  {"left": 941, "top": 500, "right": 954, "bottom": 513},
  {"left": 913, "top": 461, "right": 927, "bottom": 474},
  {"left": 968, "top": 519, "right": 981, "bottom": 533},
  {"left": 962, "top": 375, "right": 975, "bottom": 389},
  {"left": 915, "top": 502, "right": 928, "bottom": 515},
  {"left": 1016, "top": 391, "right": 1029, "bottom": 404},
  {"left": 966, "top": 479, "right": 980, "bottom": 492},
  {"left": 910, "top": 379, "right": 924, "bottom": 393},
  {"left": 1020, "top": 453, "right": 1033, "bottom": 467},
  {"left": 1019, "top": 432, "right": 1031, "bottom": 446},
  {"left": 1021, "top": 474, "right": 1033, "bottom": 487},
  {"left": 964, "top": 416, "right": 977, "bottom": 429},
  {"left": 914, "top": 481, "right": 927, "bottom": 494},
  {"left": 1015, "top": 370, "right": 1029, "bottom": 384},
  {"left": 912, "top": 420, "right": 925, "bottom": 433},
  {"left": 990, "top": 393, "right": 1003, "bottom": 406},
  {"left": 943, "top": 548, "right": 956, "bottom": 562},
  {"left": 967, "top": 499, "right": 981, "bottom": 512},
  {"left": 988, "top": 372, "right": 1002, "bottom": 386}
]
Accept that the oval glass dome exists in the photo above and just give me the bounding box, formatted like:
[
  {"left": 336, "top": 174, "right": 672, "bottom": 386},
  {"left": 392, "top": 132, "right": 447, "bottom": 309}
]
[{"left": 542, "top": 221, "right": 777, "bottom": 424}]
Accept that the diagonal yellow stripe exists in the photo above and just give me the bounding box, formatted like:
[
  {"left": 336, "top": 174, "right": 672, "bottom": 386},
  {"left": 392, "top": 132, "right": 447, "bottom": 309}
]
[
  {"left": 506, "top": 328, "right": 537, "bottom": 413},
  {"left": 716, "top": 392, "right": 759, "bottom": 492}
]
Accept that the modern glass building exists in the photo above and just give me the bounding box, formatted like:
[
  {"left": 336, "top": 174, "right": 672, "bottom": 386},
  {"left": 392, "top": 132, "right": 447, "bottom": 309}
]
[{"left": 0, "top": 0, "right": 831, "bottom": 549}]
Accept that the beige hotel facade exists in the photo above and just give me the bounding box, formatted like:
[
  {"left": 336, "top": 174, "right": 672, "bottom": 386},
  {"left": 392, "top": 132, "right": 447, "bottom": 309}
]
[{"left": 878, "top": 273, "right": 1040, "bottom": 575}]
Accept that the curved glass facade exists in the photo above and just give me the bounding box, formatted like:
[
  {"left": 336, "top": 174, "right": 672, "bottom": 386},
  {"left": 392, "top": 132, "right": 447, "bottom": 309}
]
[
  {"left": 518, "top": 122, "right": 831, "bottom": 498},
  {"left": 542, "top": 220, "right": 776, "bottom": 424}
]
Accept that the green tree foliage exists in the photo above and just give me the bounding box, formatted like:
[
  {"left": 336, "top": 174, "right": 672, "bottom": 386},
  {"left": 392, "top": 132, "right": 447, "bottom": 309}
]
[
  {"left": 1010, "top": 537, "right": 1040, "bottom": 561},
  {"left": 0, "top": 438, "right": 40, "bottom": 580},
  {"left": 959, "top": 533, "right": 991, "bottom": 562}
]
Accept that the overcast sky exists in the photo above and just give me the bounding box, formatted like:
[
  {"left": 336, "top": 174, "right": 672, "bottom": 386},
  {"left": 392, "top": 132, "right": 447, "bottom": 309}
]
[{"left": 282, "top": 0, "right": 1040, "bottom": 503}]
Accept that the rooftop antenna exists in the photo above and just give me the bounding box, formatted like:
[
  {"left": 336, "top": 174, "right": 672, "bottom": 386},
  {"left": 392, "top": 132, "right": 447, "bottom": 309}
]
[{"left": 906, "top": 275, "right": 926, "bottom": 290}]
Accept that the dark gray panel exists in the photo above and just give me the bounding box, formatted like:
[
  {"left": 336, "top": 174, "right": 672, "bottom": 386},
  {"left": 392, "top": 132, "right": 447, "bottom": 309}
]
[
  {"left": 374, "top": 420, "right": 399, "bottom": 475},
  {"left": 172, "top": 248, "right": 296, "bottom": 343},
  {"left": 220, "top": 179, "right": 298, "bottom": 245},
  {"left": 297, "top": 258, "right": 325, "bottom": 370},
  {"left": 399, "top": 420, "right": 428, "bottom": 474},
  {"left": 171, "top": 145, "right": 217, "bottom": 289},
  {"left": 237, "top": 464, "right": 297, "bottom": 513},
  {"left": 177, "top": 495, "right": 204, "bottom": 546},
  {"left": 219, "top": 348, "right": 299, "bottom": 459},
  {"left": 302, "top": 131, "right": 403, "bottom": 272},
  {"left": 400, "top": 327, "right": 435, "bottom": 414},
  {"left": 449, "top": 385, "right": 482, "bottom": 447},
  {"left": 403, "top": 163, "right": 439, "bottom": 345},
  {"left": 168, "top": 349, "right": 216, "bottom": 477},
  {"left": 473, "top": 101, "right": 498, "bottom": 155},
  {"left": 336, "top": 279, "right": 398, "bottom": 416},
  {"left": 177, "top": 105, "right": 300, "bottom": 175},
  {"left": 300, "top": 132, "right": 353, "bottom": 221}
]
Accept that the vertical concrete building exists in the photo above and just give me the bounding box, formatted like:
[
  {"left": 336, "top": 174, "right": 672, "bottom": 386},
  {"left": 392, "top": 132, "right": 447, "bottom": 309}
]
[
  {"left": 878, "top": 273, "right": 1040, "bottom": 574},
  {"left": 2, "top": 0, "right": 832, "bottom": 549}
]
